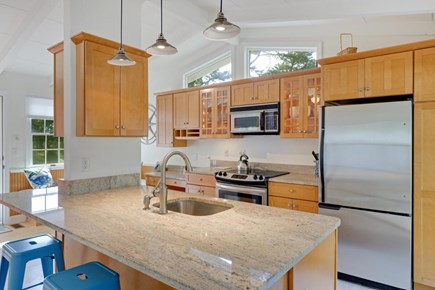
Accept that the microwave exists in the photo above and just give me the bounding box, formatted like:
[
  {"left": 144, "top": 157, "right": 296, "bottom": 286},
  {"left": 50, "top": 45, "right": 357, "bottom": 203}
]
[{"left": 230, "top": 103, "right": 279, "bottom": 134}]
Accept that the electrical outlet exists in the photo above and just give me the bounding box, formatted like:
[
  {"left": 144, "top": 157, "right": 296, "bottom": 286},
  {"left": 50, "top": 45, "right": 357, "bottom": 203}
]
[{"left": 81, "top": 158, "right": 90, "bottom": 172}]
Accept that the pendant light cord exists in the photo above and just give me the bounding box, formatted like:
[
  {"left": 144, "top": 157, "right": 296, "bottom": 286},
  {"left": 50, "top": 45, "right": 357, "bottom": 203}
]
[
  {"left": 219, "top": 0, "right": 223, "bottom": 13},
  {"left": 120, "top": 0, "right": 123, "bottom": 48},
  {"left": 160, "top": 0, "right": 163, "bottom": 35}
]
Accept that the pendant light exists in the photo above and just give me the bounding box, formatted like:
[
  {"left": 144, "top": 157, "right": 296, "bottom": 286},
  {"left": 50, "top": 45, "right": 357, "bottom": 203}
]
[
  {"left": 203, "top": 0, "right": 240, "bottom": 41},
  {"left": 146, "top": 0, "right": 177, "bottom": 56},
  {"left": 108, "top": 0, "right": 136, "bottom": 66}
]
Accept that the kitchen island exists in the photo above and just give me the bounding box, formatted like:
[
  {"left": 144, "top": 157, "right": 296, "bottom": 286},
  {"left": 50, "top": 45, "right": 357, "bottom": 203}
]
[{"left": 0, "top": 186, "right": 339, "bottom": 290}]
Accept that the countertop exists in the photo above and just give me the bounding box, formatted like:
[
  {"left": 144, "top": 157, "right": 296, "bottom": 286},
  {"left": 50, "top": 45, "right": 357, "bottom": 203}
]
[{"left": 0, "top": 187, "right": 339, "bottom": 290}]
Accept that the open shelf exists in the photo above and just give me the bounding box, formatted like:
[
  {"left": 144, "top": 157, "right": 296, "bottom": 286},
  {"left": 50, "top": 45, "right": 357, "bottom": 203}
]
[{"left": 174, "top": 129, "right": 200, "bottom": 140}]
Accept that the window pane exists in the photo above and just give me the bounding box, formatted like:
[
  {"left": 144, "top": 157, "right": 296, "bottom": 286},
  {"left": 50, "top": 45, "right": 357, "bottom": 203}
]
[
  {"left": 47, "top": 135, "right": 59, "bottom": 149},
  {"left": 45, "top": 120, "right": 54, "bottom": 134},
  {"left": 60, "top": 137, "right": 64, "bottom": 149},
  {"left": 33, "top": 150, "right": 45, "bottom": 164},
  {"left": 32, "top": 136, "right": 46, "bottom": 149},
  {"left": 32, "top": 119, "right": 44, "bottom": 133},
  {"left": 249, "top": 49, "right": 317, "bottom": 77},
  {"left": 186, "top": 55, "right": 232, "bottom": 88},
  {"left": 60, "top": 150, "right": 64, "bottom": 163},
  {"left": 47, "top": 150, "right": 58, "bottom": 164}
]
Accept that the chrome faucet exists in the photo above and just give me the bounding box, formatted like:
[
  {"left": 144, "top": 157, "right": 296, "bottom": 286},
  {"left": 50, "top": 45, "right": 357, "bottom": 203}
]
[{"left": 155, "top": 151, "right": 193, "bottom": 214}]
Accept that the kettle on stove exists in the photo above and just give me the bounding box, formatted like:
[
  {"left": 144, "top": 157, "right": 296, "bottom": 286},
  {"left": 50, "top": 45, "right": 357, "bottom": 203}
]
[{"left": 237, "top": 154, "right": 249, "bottom": 174}]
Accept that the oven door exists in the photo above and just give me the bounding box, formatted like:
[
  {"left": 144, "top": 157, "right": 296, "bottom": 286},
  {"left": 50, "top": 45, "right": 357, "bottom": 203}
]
[
  {"left": 230, "top": 110, "right": 263, "bottom": 134},
  {"left": 216, "top": 182, "right": 267, "bottom": 205}
]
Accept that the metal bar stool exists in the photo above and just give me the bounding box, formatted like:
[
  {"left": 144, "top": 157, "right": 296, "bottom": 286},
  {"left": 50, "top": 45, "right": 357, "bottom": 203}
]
[
  {"left": 0, "top": 234, "right": 65, "bottom": 290},
  {"left": 43, "top": 261, "right": 120, "bottom": 290}
]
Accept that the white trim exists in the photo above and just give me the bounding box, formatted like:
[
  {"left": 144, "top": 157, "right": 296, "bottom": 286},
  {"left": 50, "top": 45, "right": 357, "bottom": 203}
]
[
  {"left": 242, "top": 41, "right": 322, "bottom": 78},
  {"left": 183, "top": 51, "right": 233, "bottom": 88}
]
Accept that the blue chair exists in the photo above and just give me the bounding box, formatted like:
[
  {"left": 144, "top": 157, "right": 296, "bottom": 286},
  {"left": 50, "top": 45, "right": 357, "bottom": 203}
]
[
  {"left": 0, "top": 234, "right": 65, "bottom": 290},
  {"left": 43, "top": 261, "right": 120, "bottom": 290}
]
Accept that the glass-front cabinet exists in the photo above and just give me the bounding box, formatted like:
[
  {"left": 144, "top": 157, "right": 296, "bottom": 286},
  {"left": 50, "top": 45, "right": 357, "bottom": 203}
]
[
  {"left": 280, "top": 73, "right": 321, "bottom": 138},
  {"left": 200, "top": 86, "right": 231, "bottom": 138}
]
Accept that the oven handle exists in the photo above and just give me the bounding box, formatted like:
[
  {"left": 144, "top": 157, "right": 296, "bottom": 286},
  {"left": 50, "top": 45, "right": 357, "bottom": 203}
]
[{"left": 216, "top": 183, "right": 267, "bottom": 196}]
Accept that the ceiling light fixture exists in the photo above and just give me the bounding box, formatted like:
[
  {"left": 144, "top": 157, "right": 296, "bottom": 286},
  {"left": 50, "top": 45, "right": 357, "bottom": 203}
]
[
  {"left": 108, "top": 0, "right": 136, "bottom": 66},
  {"left": 203, "top": 0, "right": 240, "bottom": 41},
  {"left": 146, "top": 0, "right": 177, "bottom": 56}
]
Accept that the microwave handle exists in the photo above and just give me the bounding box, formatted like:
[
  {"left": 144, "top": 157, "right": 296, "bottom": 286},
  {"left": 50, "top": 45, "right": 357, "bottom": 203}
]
[{"left": 260, "top": 111, "right": 265, "bottom": 131}]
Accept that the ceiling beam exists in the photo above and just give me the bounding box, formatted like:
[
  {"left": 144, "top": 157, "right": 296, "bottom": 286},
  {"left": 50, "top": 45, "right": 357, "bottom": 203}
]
[{"left": 0, "top": 0, "right": 59, "bottom": 75}]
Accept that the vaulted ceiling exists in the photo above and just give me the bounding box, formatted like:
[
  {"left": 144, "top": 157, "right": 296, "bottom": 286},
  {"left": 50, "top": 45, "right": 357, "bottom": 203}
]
[{"left": 0, "top": 0, "right": 434, "bottom": 78}]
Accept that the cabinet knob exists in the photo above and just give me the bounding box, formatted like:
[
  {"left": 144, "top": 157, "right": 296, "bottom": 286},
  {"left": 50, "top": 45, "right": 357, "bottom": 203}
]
[
  {"left": 358, "top": 88, "right": 364, "bottom": 93},
  {"left": 115, "top": 125, "right": 120, "bottom": 129},
  {"left": 365, "top": 87, "right": 370, "bottom": 91},
  {"left": 288, "top": 204, "right": 292, "bottom": 208},
  {"left": 199, "top": 178, "right": 203, "bottom": 181},
  {"left": 122, "top": 125, "right": 126, "bottom": 129},
  {"left": 298, "top": 130, "right": 303, "bottom": 133},
  {"left": 288, "top": 189, "right": 295, "bottom": 193}
]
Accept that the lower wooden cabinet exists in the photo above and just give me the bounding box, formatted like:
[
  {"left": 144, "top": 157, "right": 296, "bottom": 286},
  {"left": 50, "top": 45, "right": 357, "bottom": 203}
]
[
  {"left": 185, "top": 173, "right": 216, "bottom": 197},
  {"left": 414, "top": 102, "right": 435, "bottom": 288},
  {"left": 145, "top": 175, "right": 186, "bottom": 190},
  {"left": 268, "top": 182, "right": 318, "bottom": 214}
]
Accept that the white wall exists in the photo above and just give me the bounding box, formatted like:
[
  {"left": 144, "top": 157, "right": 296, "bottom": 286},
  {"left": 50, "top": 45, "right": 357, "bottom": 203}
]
[
  {"left": 0, "top": 71, "right": 52, "bottom": 190},
  {"left": 63, "top": 0, "right": 144, "bottom": 180},
  {"left": 141, "top": 17, "right": 432, "bottom": 167}
]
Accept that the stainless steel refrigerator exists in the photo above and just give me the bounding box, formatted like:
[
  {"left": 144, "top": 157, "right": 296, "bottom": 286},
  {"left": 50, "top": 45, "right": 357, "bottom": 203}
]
[{"left": 319, "top": 100, "right": 412, "bottom": 290}]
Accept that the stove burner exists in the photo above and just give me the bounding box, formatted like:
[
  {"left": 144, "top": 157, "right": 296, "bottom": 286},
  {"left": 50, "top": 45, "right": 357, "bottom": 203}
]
[{"left": 215, "top": 169, "right": 289, "bottom": 186}]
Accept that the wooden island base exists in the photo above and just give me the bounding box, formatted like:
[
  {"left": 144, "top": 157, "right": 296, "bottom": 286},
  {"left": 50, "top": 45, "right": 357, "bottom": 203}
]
[{"left": 56, "top": 230, "right": 337, "bottom": 290}]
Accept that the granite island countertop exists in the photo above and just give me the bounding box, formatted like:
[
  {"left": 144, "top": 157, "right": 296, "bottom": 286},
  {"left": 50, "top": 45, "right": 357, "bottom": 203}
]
[{"left": 0, "top": 186, "right": 339, "bottom": 290}]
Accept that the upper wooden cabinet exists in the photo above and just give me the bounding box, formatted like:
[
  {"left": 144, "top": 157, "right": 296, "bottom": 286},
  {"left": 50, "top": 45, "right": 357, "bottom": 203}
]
[
  {"left": 156, "top": 94, "right": 186, "bottom": 147},
  {"left": 173, "top": 91, "right": 200, "bottom": 129},
  {"left": 72, "top": 32, "right": 150, "bottom": 137},
  {"left": 414, "top": 102, "right": 435, "bottom": 288},
  {"left": 200, "top": 86, "right": 231, "bottom": 138},
  {"left": 231, "top": 79, "right": 279, "bottom": 106},
  {"left": 415, "top": 47, "right": 435, "bottom": 102},
  {"left": 280, "top": 73, "right": 321, "bottom": 138},
  {"left": 322, "top": 52, "right": 413, "bottom": 102},
  {"left": 48, "top": 42, "right": 64, "bottom": 137}
]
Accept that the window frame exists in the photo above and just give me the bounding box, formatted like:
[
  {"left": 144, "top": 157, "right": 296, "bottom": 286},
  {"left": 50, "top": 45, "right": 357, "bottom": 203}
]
[
  {"left": 183, "top": 51, "right": 233, "bottom": 88},
  {"left": 26, "top": 116, "right": 64, "bottom": 167},
  {"left": 243, "top": 41, "right": 322, "bottom": 78}
]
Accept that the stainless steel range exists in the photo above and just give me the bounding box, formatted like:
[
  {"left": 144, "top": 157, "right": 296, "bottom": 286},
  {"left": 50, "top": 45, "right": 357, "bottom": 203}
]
[{"left": 215, "top": 169, "right": 289, "bottom": 205}]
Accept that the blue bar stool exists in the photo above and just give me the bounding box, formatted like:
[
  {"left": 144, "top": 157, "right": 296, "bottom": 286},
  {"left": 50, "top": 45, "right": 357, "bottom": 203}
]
[
  {"left": 43, "top": 261, "right": 120, "bottom": 290},
  {"left": 0, "top": 234, "right": 65, "bottom": 290}
]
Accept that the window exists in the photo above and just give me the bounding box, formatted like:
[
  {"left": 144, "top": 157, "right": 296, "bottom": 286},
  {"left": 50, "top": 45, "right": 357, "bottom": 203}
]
[
  {"left": 31, "top": 118, "right": 64, "bottom": 165},
  {"left": 184, "top": 53, "right": 232, "bottom": 88},
  {"left": 247, "top": 47, "right": 317, "bottom": 78}
]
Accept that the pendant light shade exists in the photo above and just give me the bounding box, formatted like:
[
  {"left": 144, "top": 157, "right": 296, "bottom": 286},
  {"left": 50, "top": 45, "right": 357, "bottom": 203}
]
[
  {"left": 146, "top": 0, "right": 177, "bottom": 56},
  {"left": 108, "top": 0, "right": 136, "bottom": 66},
  {"left": 203, "top": 0, "right": 240, "bottom": 40}
]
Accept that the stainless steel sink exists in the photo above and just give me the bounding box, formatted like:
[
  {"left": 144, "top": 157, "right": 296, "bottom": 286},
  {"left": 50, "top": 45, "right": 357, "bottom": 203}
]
[{"left": 154, "top": 199, "right": 232, "bottom": 216}]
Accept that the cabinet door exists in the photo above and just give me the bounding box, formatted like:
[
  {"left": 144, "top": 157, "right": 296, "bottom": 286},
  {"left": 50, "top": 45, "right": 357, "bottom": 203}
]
[
  {"left": 365, "top": 51, "right": 413, "bottom": 98},
  {"left": 231, "top": 83, "right": 254, "bottom": 106},
  {"left": 323, "top": 60, "right": 364, "bottom": 102},
  {"left": 414, "top": 102, "right": 435, "bottom": 287},
  {"left": 186, "top": 184, "right": 202, "bottom": 195},
  {"left": 254, "top": 79, "right": 279, "bottom": 104},
  {"left": 120, "top": 53, "right": 148, "bottom": 136},
  {"left": 303, "top": 73, "right": 321, "bottom": 138},
  {"left": 415, "top": 47, "right": 435, "bottom": 102},
  {"left": 186, "top": 91, "right": 200, "bottom": 128},
  {"left": 200, "top": 89, "right": 214, "bottom": 137},
  {"left": 173, "top": 93, "right": 187, "bottom": 129},
  {"left": 269, "top": 196, "right": 293, "bottom": 210},
  {"left": 156, "top": 94, "right": 173, "bottom": 147},
  {"left": 214, "top": 86, "right": 230, "bottom": 137},
  {"left": 54, "top": 50, "right": 64, "bottom": 137},
  {"left": 280, "top": 76, "right": 304, "bottom": 138},
  {"left": 202, "top": 186, "right": 216, "bottom": 197},
  {"left": 83, "top": 42, "right": 120, "bottom": 136}
]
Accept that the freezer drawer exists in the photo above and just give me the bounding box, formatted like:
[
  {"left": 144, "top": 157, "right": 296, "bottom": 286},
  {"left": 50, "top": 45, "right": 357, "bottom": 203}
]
[{"left": 319, "top": 205, "right": 411, "bottom": 289}]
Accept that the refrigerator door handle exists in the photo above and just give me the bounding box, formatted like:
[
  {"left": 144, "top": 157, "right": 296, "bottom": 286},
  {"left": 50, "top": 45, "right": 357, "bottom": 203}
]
[
  {"left": 319, "top": 106, "right": 326, "bottom": 203},
  {"left": 319, "top": 203, "right": 341, "bottom": 210}
]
